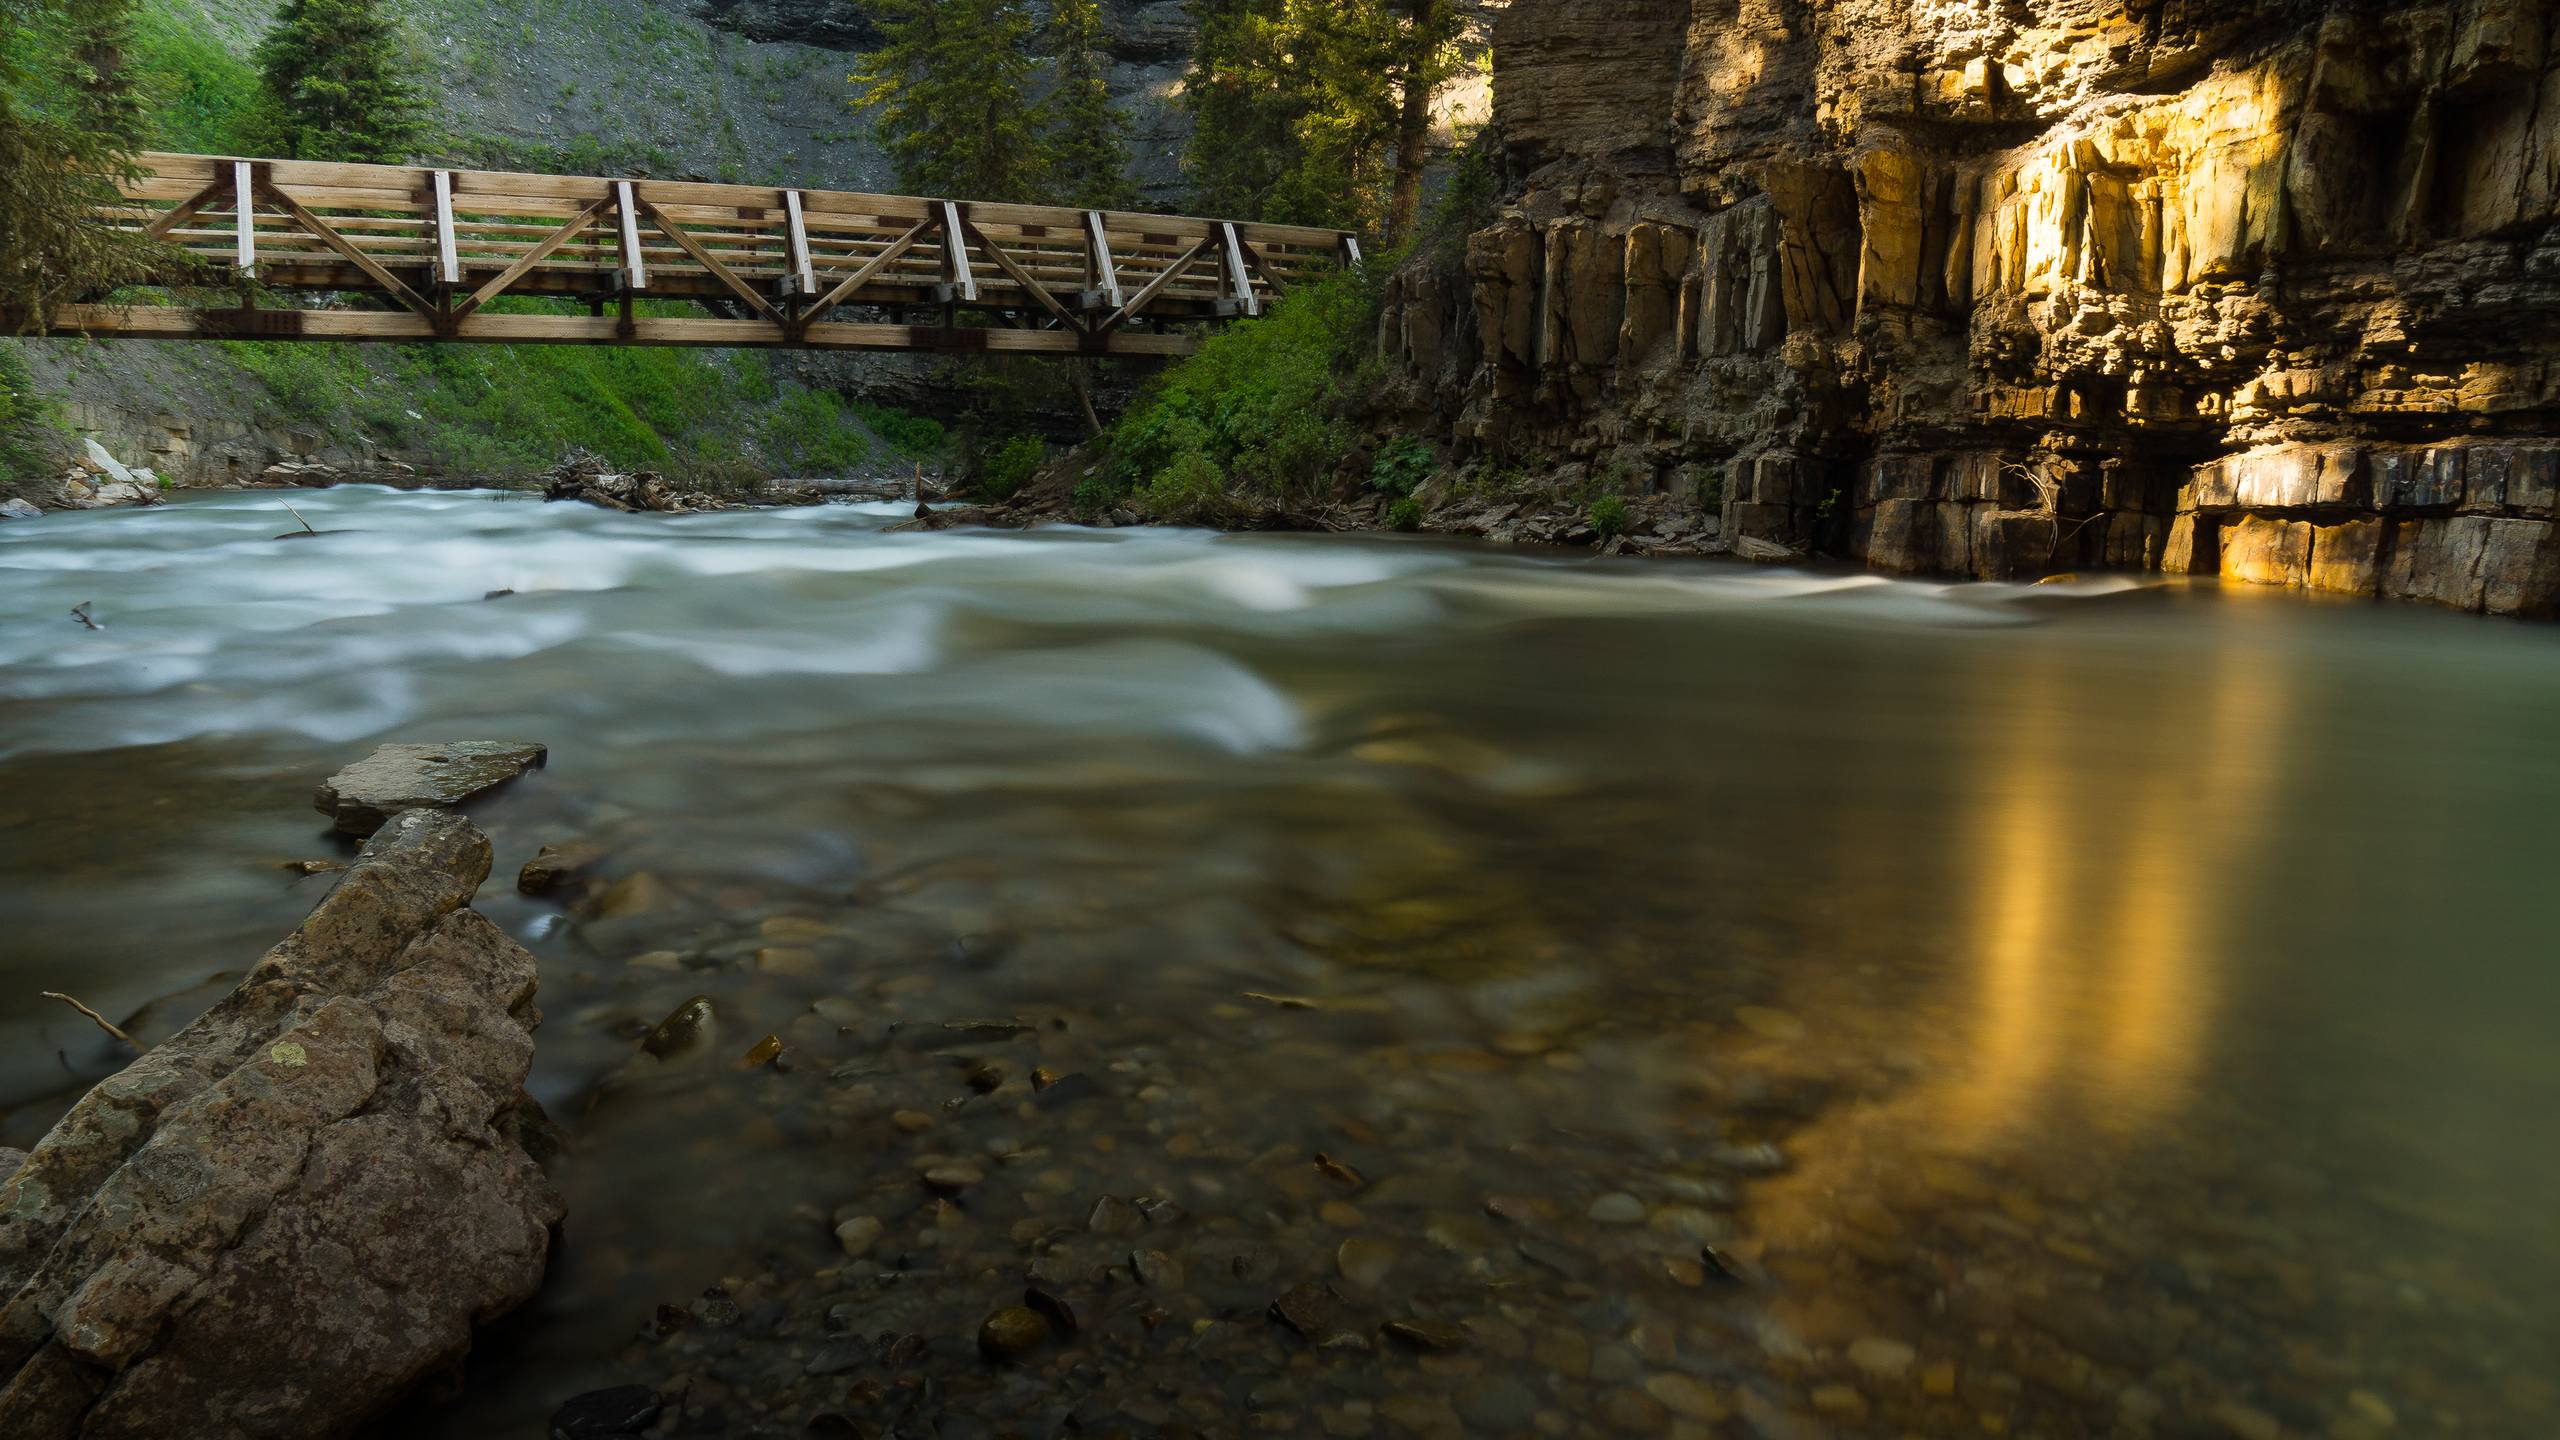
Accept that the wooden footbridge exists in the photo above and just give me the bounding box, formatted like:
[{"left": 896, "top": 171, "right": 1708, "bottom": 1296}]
[{"left": 47, "top": 153, "right": 1362, "bottom": 357}]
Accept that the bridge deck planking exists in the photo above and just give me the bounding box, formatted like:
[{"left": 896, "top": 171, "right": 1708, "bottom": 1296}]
[{"left": 54, "top": 153, "right": 1360, "bottom": 356}]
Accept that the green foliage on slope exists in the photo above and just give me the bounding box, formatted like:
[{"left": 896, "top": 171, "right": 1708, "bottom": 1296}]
[
  {"left": 1098, "top": 261, "right": 1385, "bottom": 514},
  {"left": 215, "top": 301, "right": 899, "bottom": 480}
]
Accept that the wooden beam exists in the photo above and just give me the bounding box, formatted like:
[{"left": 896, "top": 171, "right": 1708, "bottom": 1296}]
[
  {"left": 1218, "top": 222, "right": 1260, "bottom": 318},
  {"left": 794, "top": 216, "right": 936, "bottom": 330},
  {"left": 1083, "top": 211, "right": 1123, "bottom": 310},
  {"left": 143, "top": 180, "right": 226, "bottom": 241},
  {"left": 614, "top": 181, "right": 647, "bottom": 291},
  {"left": 783, "top": 190, "right": 816, "bottom": 298},
  {"left": 633, "top": 195, "right": 788, "bottom": 327},
  {"left": 231, "top": 161, "right": 255, "bottom": 271},
  {"left": 1098, "top": 238, "right": 1212, "bottom": 333},
  {"left": 432, "top": 171, "right": 460, "bottom": 286},
  {"left": 46, "top": 302, "right": 1202, "bottom": 355},
  {"left": 128, "top": 150, "right": 1361, "bottom": 251},
  {"left": 938, "top": 201, "right": 976, "bottom": 304},
  {"left": 1233, "top": 232, "right": 1291, "bottom": 300},
  {"left": 961, "top": 219, "right": 1077, "bottom": 328},
  {"left": 255, "top": 182, "right": 441, "bottom": 324},
  {"left": 450, "top": 198, "right": 610, "bottom": 322}
]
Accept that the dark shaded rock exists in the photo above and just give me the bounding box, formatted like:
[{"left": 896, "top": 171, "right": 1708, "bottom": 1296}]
[
  {"left": 0, "top": 809, "right": 562, "bottom": 1440},
  {"left": 518, "top": 840, "right": 604, "bottom": 896},
  {"left": 312, "top": 741, "right": 549, "bottom": 836},
  {"left": 550, "top": 1384, "right": 665, "bottom": 1438},
  {"left": 1030, "top": 1071, "right": 1102, "bottom": 1109},
  {"left": 1382, "top": 1318, "right": 1468, "bottom": 1352},
  {"left": 1271, "top": 1282, "right": 1366, "bottom": 1349},
  {"left": 641, "top": 996, "right": 718, "bottom": 1059},
  {"left": 977, "top": 1306, "right": 1050, "bottom": 1363}
]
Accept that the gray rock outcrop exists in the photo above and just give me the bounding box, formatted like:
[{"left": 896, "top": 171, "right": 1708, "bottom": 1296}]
[
  {"left": 0, "top": 499, "right": 40, "bottom": 522},
  {"left": 314, "top": 741, "right": 549, "bottom": 837},
  {"left": 0, "top": 809, "right": 562, "bottom": 1439}
]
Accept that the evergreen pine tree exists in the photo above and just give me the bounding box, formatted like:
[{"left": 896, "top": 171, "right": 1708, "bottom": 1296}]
[
  {"left": 1044, "top": 0, "right": 1135, "bottom": 210},
  {"left": 1, "top": 0, "right": 162, "bottom": 330},
  {"left": 851, "top": 0, "right": 1049, "bottom": 203},
  {"left": 255, "top": 0, "right": 423, "bottom": 164},
  {"left": 1176, "top": 0, "right": 1458, "bottom": 237},
  {"left": 1177, "top": 0, "right": 1299, "bottom": 222}
]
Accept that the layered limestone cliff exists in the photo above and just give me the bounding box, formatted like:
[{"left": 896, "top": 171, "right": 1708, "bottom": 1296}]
[{"left": 1383, "top": 0, "right": 2560, "bottom": 615}]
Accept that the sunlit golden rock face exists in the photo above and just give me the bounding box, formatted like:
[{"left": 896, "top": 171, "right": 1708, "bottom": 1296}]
[{"left": 1381, "top": 0, "right": 2560, "bottom": 615}]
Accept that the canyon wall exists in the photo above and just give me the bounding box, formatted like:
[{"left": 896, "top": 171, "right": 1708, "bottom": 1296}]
[{"left": 1382, "top": 0, "right": 2560, "bottom": 615}]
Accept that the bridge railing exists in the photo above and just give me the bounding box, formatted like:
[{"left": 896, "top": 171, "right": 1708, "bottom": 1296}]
[{"left": 58, "top": 153, "right": 1363, "bottom": 357}]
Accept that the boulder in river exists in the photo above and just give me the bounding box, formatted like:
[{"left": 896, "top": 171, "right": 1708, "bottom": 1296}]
[
  {"left": 0, "top": 808, "right": 562, "bottom": 1439},
  {"left": 314, "top": 741, "right": 549, "bottom": 836},
  {"left": 0, "top": 498, "right": 40, "bottom": 521}
]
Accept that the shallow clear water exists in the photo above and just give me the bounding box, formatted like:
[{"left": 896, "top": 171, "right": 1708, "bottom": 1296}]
[{"left": 2, "top": 489, "right": 2555, "bottom": 1438}]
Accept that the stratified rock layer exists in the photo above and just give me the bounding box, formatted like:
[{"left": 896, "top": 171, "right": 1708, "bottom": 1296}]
[
  {"left": 1384, "top": 0, "right": 2560, "bottom": 615},
  {"left": 0, "top": 810, "right": 562, "bottom": 1440},
  {"left": 314, "top": 740, "right": 549, "bottom": 836}
]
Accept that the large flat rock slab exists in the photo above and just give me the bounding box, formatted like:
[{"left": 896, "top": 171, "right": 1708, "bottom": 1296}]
[
  {"left": 0, "top": 810, "right": 562, "bottom": 1439},
  {"left": 313, "top": 741, "right": 549, "bottom": 836}
]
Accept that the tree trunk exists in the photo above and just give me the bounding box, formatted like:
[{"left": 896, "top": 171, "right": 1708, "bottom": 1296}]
[{"left": 1386, "top": 0, "right": 1441, "bottom": 247}]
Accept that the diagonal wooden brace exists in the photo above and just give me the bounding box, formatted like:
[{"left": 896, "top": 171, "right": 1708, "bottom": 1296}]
[{"left": 634, "top": 195, "right": 788, "bottom": 328}]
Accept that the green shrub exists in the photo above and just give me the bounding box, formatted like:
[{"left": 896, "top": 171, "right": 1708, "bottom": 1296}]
[
  {"left": 1589, "top": 495, "right": 1629, "bottom": 540},
  {"left": 856, "top": 403, "right": 946, "bottom": 459},
  {"left": 978, "top": 433, "right": 1043, "bottom": 500},
  {"left": 1369, "top": 435, "right": 1434, "bottom": 497},
  {"left": 1105, "top": 263, "right": 1383, "bottom": 510},
  {"left": 1138, "top": 449, "right": 1228, "bottom": 522},
  {"left": 1386, "top": 496, "right": 1423, "bottom": 532},
  {"left": 757, "top": 385, "right": 872, "bottom": 475},
  {"left": 1071, "top": 469, "right": 1126, "bottom": 516}
]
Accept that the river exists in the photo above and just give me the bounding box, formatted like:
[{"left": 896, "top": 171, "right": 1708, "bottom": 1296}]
[{"left": 2, "top": 487, "right": 2555, "bottom": 1438}]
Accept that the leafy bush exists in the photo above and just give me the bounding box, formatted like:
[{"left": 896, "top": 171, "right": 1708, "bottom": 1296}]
[
  {"left": 1104, "top": 263, "right": 1383, "bottom": 510},
  {"left": 978, "top": 433, "right": 1043, "bottom": 501},
  {"left": 1071, "top": 469, "right": 1126, "bottom": 516},
  {"left": 1589, "top": 495, "right": 1630, "bottom": 540},
  {"left": 1137, "top": 449, "right": 1228, "bottom": 522},
  {"left": 1386, "top": 496, "right": 1423, "bottom": 532},
  {"left": 856, "top": 403, "right": 946, "bottom": 459},
  {"left": 1369, "top": 435, "right": 1434, "bottom": 497},
  {"left": 757, "top": 385, "right": 873, "bottom": 475}
]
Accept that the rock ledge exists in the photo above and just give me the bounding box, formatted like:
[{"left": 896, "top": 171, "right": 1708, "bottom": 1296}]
[{"left": 0, "top": 809, "right": 562, "bottom": 1439}]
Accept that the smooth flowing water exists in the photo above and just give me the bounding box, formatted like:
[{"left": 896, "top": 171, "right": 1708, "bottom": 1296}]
[{"left": 2, "top": 488, "right": 2555, "bottom": 1439}]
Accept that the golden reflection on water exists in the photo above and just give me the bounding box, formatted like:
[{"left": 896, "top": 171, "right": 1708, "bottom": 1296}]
[{"left": 1937, "top": 642, "right": 2289, "bottom": 1150}]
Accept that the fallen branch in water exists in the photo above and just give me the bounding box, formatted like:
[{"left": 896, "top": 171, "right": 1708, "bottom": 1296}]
[
  {"left": 69, "top": 601, "right": 99, "bottom": 631},
  {"left": 42, "top": 990, "right": 141, "bottom": 1052},
  {"left": 279, "top": 500, "right": 316, "bottom": 535}
]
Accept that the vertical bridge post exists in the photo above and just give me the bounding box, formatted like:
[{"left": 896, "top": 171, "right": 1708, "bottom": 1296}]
[
  {"left": 431, "top": 170, "right": 460, "bottom": 289},
  {"left": 230, "top": 160, "right": 255, "bottom": 274},
  {"left": 782, "top": 190, "right": 816, "bottom": 302},
  {"left": 1218, "top": 221, "right": 1260, "bottom": 318},
  {"left": 937, "top": 201, "right": 976, "bottom": 305},
  {"left": 1083, "top": 211, "right": 1123, "bottom": 314},
  {"left": 613, "top": 181, "right": 648, "bottom": 293}
]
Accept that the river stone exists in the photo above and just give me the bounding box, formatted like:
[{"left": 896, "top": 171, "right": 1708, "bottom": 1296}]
[
  {"left": 313, "top": 741, "right": 550, "bottom": 836},
  {"left": 977, "top": 1307, "right": 1050, "bottom": 1363},
  {"left": 0, "top": 809, "right": 562, "bottom": 1440},
  {"left": 0, "top": 499, "right": 40, "bottom": 522}
]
